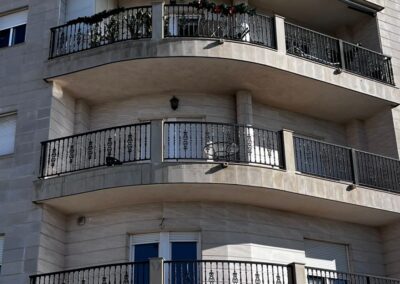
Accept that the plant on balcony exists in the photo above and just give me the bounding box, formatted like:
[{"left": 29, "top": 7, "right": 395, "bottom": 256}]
[
  {"left": 189, "top": 0, "right": 256, "bottom": 15},
  {"left": 104, "top": 15, "right": 120, "bottom": 43},
  {"left": 67, "top": 7, "right": 126, "bottom": 25},
  {"left": 124, "top": 9, "right": 152, "bottom": 38},
  {"left": 90, "top": 22, "right": 102, "bottom": 47}
]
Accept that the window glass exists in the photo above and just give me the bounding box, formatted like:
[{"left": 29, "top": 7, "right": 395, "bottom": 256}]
[
  {"left": 134, "top": 243, "right": 159, "bottom": 261},
  {"left": 171, "top": 242, "right": 197, "bottom": 261},
  {"left": 0, "top": 113, "right": 17, "bottom": 156},
  {"left": 12, "top": 24, "right": 26, "bottom": 45},
  {"left": 0, "top": 29, "right": 10, "bottom": 48}
]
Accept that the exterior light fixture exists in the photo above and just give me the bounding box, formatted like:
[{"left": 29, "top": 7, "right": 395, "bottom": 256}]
[
  {"left": 77, "top": 216, "right": 86, "bottom": 226},
  {"left": 170, "top": 96, "right": 179, "bottom": 110}
]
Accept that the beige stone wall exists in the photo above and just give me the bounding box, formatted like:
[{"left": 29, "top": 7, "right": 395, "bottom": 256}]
[
  {"left": 252, "top": 101, "right": 347, "bottom": 145},
  {"left": 64, "top": 202, "right": 385, "bottom": 276},
  {"left": 89, "top": 93, "right": 237, "bottom": 130},
  {"left": 378, "top": 0, "right": 400, "bottom": 87},
  {"left": 381, "top": 221, "right": 400, "bottom": 278}
]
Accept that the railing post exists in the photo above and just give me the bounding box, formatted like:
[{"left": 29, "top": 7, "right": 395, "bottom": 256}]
[
  {"left": 288, "top": 263, "right": 306, "bottom": 284},
  {"left": 339, "top": 40, "right": 346, "bottom": 69},
  {"left": 152, "top": 2, "right": 165, "bottom": 40},
  {"left": 281, "top": 129, "right": 296, "bottom": 172},
  {"left": 150, "top": 257, "right": 164, "bottom": 284},
  {"left": 351, "top": 149, "right": 359, "bottom": 185},
  {"left": 274, "top": 15, "right": 286, "bottom": 53},
  {"left": 151, "top": 120, "right": 164, "bottom": 164},
  {"left": 39, "top": 142, "right": 47, "bottom": 178}
]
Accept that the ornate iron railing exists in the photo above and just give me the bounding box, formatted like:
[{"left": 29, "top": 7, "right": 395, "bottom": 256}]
[
  {"left": 356, "top": 150, "right": 400, "bottom": 192},
  {"left": 164, "top": 260, "right": 290, "bottom": 284},
  {"left": 306, "top": 267, "right": 400, "bottom": 284},
  {"left": 342, "top": 42, "right": 395, "bottom": 85},
  {"left": 164, "top": 4, "right": 276, "bottom": 48},
  {"left": 294, "top": 136, "right": 400, "bottom": 193},
  {"left": 163, "top": 122, "right": 283, "bottom": 168},
  {"left": 285, "top": 22, "right": 395, "bottom": 85},
  {"left": 30, "top": 261, "right": 149, "bottom": 284},
  {"left": 40, "top": 123, "right": 151, "bottom": 177},
  {"left": 294, "top": 136, "right": 354, "bottom": 182},
  {"left": 49, "top": 6, "right": 152, "bottom": 58}
]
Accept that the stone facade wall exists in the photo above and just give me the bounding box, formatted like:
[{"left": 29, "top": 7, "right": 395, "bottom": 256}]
[{"left": 64, "top": 202, "right": 385, "bottom": 276}]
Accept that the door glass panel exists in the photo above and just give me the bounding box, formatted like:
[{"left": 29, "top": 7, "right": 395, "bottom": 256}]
[
  {"left": 171, "top": 242, "right": 198, "bottom": 284},
  {"left": 0, "top": 29, "right": 10, "bottom": 48},
  {"left": 134, "top": 243, "right": 159, "bottom": 284}
]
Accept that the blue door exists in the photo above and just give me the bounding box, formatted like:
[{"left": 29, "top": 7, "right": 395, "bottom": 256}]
[
  {"left": 170, "top": 242, "right": 198, "bottom": 284},
  {"left": 134, "top": 243, "right": 159, "bottom": 284}
]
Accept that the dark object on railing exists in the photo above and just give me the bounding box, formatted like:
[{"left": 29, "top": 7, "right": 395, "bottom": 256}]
[
  {"left": 49, "top": 6, "right": 152, "bottom": 58},
  {"left": 164, "top": 4, "right": 276, "bottom": 49},
  {"left": 164, "top": 260, "right": 290, "bottom": 284},
  {"left": 342, "top": 42, "right": 395, "bottom": 85},
  {"left": 30, "top": 261, "right": 149, "bottom": 284},
  {"left": 285, "top": 23, "right": 341, "bottom": 67},
  {"left": 164, "top": 122, "right": 283, "bottom": 168},
  {"left": 306, "top": 267, "right": 400, "bottom": 284},
  {"left": 285, "top": 22, "right": 395, "bottom": 85},
  {"left": 294, "top": 136, "right": 354, "bottom": 182},
  {"left": 39, "top": 123, "right": 150, "bottom": 178},
  {"left": 294, "top": 136, "right": 400, "bottom": 193},
  {"left": 356, "top": 150, "right": 400, "bottom": 192}
]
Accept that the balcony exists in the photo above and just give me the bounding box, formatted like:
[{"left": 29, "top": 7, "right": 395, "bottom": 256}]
[
  {"left": 29, "top": 259, "right": 400, "bottom": 284},
  {"left": 47, "top": 3, "right": 395, "bottom": 86},
  {"left": 39, "top": 121, "right": 399, "bottom": 193}
]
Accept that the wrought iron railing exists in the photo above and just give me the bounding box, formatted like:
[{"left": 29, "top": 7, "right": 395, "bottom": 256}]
[
  {"left": 285, "top": 23, "right": 341, "bottom": 68},
  {"left": 294, "top": 136, "right": 354, "bottom": 182},
  {"left": 30, "top": 261, "right": 149, "bottom": 284},
  {"left": 285, "top": 22, "right": 395, "bottom": 85},
  {"left": 342, "top": 42, "right": 395, "bottom": 85},
  {"left": 356, "top": 150, "right": 400, "bottom": 192},
  {"left": 164, "top": 4, "right": 276, "bottom": 48},
  {"left": 306, "top": 267, "right": 400, "bottom": 284},
  {"left": 294, "top": 136, "right": 400, "bottom": 193},
  {"left": 163, "top": 122, "right": 283, "bottom": 168},
  {"left": 49, "top": 6, "right": 152, "bottom": 58},
  {"left": 164, "top": 260, "right": 290, "bottom": 284},
  {"left": 40, "top": 123, "right": 150, "bottom": 177}
]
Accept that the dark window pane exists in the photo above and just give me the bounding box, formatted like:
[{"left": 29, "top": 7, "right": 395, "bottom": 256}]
[
  {"left": 12, "top": 24, "right": 26, "bottom": 45},
  {"left": 0, "top": 29, "right": 10, "bottom": 48},
  {"left": 134, "top": 243, "right": 159, "bottom": 284},
  {"left": 171, "top": 242, "right": 197, "bottom": 260},
  {"left": 171, "top": 242, "right": 198, "bottom": 284}
]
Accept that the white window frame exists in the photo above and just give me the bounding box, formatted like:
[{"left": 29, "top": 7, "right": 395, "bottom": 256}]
[
  {"left": 129, "top": 232, "right": 201, "bottom": 262},
  {"left": 0, "top": 112, "right": 17, "bottom": 156}
]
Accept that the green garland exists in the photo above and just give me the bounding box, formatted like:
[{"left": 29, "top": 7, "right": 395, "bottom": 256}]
[
  {"left": 67, "top": 7, "right": 126, "bottom": 25},
  {"left": 189, "top": 0, "right": 256, "bottom": 15}
]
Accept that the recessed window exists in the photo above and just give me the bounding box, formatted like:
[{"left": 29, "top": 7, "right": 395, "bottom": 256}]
[
  {"left": 0, "top": 9, "right": 28, "bottom": 48},
  {"left": 0, "top": 113, "right": 17, "bottom": 156},
  {"left": 305, "top": 239, "right": 349, "bottom": 271},
  {"left": 0, "top": 235, "right": 4, "bottom": 274}
]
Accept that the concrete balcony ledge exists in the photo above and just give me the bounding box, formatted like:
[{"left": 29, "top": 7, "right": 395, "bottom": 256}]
[{"left": 34, "top": 160, "right": 400, "bottom": 226}]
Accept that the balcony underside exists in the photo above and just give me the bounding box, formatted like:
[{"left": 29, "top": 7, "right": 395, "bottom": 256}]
[
  {"left": 46, "top": 41, "right": 398, "bottom": 123},
  {"left": 34, "top": 162, "right": 400, "bottom": 226}
]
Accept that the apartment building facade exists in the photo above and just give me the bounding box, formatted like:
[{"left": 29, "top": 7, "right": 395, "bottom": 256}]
[{"left": 0, "top": 0, "right": 400, "bottom": 283}]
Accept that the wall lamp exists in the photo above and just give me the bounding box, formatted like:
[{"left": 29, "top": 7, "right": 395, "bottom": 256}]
[{"left": 170, "top": 96, "right": 179, "bottom": 110}]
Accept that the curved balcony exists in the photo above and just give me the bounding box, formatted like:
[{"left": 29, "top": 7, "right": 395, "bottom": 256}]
[
  {"left": 29, "top": 259, "right": 400, "bottom": 284},
  {"left": 34, "top": 120, "right": 400, "bottom": 226},
  {"left": 47, "top": 4, "right": 395, "bottom": 86}
]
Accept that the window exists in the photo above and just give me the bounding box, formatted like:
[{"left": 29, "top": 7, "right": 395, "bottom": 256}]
[
  {"left": 130, "top": 232, "right": 200, "bottom": 284},
  {"left": 305, "top": 240, "right": 349, "bottom": 284},
  {"left": 130, "top": 232, "right": 200, "bottom": 261},
  {"left": 0, "top": 9, "right": 28, "bottom": 48},
  {"left": 0, "top": 113, "right": 17, "bottom": 156},
  {"left": 0, "top": 235, "right": 4, "bottom": 274}
]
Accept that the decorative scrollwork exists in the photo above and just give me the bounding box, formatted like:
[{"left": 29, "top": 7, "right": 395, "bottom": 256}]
[
  {"left": 107, "top": 137, "right": 113, "bottom": 157},
  {"left": 127, "top": 133, "right": 133, "bottom": 153},
  {"left": 232, "top": 271, "right": 238, "bottom": 284},
  {"left": 209, "top": 271, "right": 215, "bottom": 284},
  {"left": 88, "top": 141, "right": 93, "bottom": 160},
  {"left": 183, "top": 130, "right": 189, "bottom": 151},
  {"left": 50, "top": 147, "right": 57, "bottom": 167},
  {"left": 69, "top": 144, "right": 75, "bottom": 164}
]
